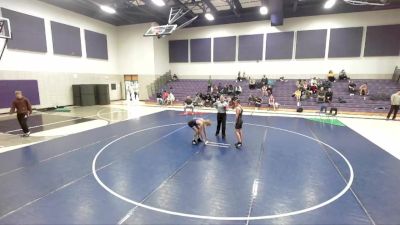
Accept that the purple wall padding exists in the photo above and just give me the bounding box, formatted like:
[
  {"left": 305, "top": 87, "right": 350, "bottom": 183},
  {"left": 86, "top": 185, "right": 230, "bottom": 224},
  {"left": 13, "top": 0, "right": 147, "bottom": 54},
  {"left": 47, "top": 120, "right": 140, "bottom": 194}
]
[
  {"left": 85, "top": 30, "right": 108, "bottom": 60},
  {"left": 329, "top": 27, "right": 363, "bottom": 58},
  {"left": 169, "top": 40, "right": 188, "bottom": 63},
  {"left": 190, "top": 38, "right": 211, "bottom": 62},
  {"left": 213, "top": 36, "right": 236, "bottom": 62},
  {"left": 265, "top": 32, "right": 294, "bottom": 60},
  {"left": 295, "top": 29, "right": 327, "bottom": 59},
  {"left": 51, "top": 21, "right": 82, "bottom": 57},
  {"left": 1, "top": 8, "right": 47, "bottom": 53},
  {"left": 0, "top": 80, "right": 40, "bottom": 109},
  {"left": 238, "top": 34, "right": 264, "bottom": 61},
  {"left": 364, "top": 24, "right": 400, "bottom": 57}
]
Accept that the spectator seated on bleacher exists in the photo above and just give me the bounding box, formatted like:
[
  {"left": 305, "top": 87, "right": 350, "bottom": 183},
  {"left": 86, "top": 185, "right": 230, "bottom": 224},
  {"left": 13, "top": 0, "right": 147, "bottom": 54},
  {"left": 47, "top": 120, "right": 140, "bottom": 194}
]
[
  {"left": 172, "top": 74, "right": 178, "bottom": 81},
  {"left": 338, "top": 69, "right": 348, "bottom": 80},
  {"left": 193, "top": 93, "right": 204, "bottom": 107},
  {"left": 212, "top": 85, "right": 219, "bottom": 95},
  {"left": 249, "top": 77, "right": 256, "bottom": 89},
  {"left": 348, "top": 79, "right": 357, "bottom": 96},
  {"left": 300, "top": 81, "right": 307, "bottom": 91},
  {"left": 219, "top": 84, "right": 228, "bottom": 95},
  {"left": 165, "top": 92, "right": 175, "bottom": 105},
  {"left": 359, "top": 83, "right": 369, "bottom": 96},
  {"left": 235, "top": 85, "right": 242, "bottom": 95},
  {"left": 228, "top": 84, "right": 234, "bottom": 95},
  {"left": 184, "top": 96, "right": 194, "bottom": 113},
  {"left": 320, "top": 80, "right": 332, "bottom": 89},
  {"left": 268, "top": 94, "right": 279, "bottom": 111},
  {"left": 162, "top": 90, "right": 169, "bottom": 104},
  {"left": 248, "top": 95, "right": 256, "bottom": 106},
  {"left": 217, "top": 83, "right": 223, "bottom": 93},
  {"left": 262, "top": 85, "right": 268, "bottom": 97},
  {"left": 293, "top": 89, "right": 302, "bottom": 102},
  {"left": 156, "top": 92, "right": 163, "bottom": 105},
  {"left": 212, "top": 92, "right": 220, "bottom": 104},
  {"left": 267, "top": 85, "right": 273, "bottom": 95},
  {"left": 310, "top": 77, "right": 318, "bottom": 86},
  {"left": 255, "top": 96, "right": 262, "bottom": 108},
  {"left": 256, "top": 80, "right": 264, "bottom": 89},
  {"left": 302, "top": 89, "right": 312, "bottom": 100},
  {"left": 328, "top": 70, "right": 336, "bottom": 82},
  {"left": 325, "top": 88, "right": 333, "bottom": 103},
  {"left": 296, "top": 79, "right": 302, "bottom": 89},
  {"left": 310, "top": 84, "right": 318, "bottom": 94},
  {"left": 204, "top": 93, "right": 213, "bottom": 107},
  {"left": 317, "top": 87, "right": 326, "bottom": 103}
]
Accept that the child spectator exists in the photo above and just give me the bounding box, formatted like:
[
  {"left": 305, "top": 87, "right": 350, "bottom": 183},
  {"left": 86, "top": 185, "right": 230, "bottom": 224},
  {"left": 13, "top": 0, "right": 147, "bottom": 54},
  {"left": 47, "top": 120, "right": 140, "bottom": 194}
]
[{"left": 359, "top": 83, "right": 368, "bottom": 96}]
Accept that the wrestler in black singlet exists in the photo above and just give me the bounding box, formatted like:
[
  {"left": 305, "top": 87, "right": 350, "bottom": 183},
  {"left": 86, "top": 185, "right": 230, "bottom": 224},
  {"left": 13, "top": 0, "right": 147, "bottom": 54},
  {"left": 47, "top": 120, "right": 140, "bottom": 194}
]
[
  {"left": 188, "top": 119, "right": 199, "bottom": 128},
  {"left": 235, "top": 107, "right": 243, "bottom": 129}
]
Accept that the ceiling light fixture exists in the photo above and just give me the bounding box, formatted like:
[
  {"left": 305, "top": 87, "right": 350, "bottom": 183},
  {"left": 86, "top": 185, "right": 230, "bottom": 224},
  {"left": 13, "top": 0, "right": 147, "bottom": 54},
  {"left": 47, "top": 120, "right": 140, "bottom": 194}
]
[
  {"left": 100, "top": 5, "right": 116, "bottom": 14},
  {"left": 205, "top": 13, "right": 215, "bottom": 21},
  {"left": 259, "top": 6, "right": 269, "bottom": 15},
  {"left": 324, "top": 0, "right": 337, "bottom": 9},
  {"left": 152, "top": 0, "right": 166, "bottom": 7}
]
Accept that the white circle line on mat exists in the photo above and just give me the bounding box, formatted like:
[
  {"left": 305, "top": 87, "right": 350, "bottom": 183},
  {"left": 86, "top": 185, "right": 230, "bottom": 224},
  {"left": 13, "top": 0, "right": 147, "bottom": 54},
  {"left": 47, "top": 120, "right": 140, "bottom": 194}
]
[{"left": 92, "top": 122, "right": 354, "bottom": 221}]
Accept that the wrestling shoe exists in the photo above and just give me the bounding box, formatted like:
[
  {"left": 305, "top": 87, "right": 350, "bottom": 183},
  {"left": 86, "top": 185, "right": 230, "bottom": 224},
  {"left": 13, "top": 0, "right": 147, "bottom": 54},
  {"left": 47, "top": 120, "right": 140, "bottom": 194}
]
[
  {"left": 235, "top": 142, "right": 242, "bottom": 149},
  {"left": 21, "top": 132, "right": 31, "bottom": 137}
]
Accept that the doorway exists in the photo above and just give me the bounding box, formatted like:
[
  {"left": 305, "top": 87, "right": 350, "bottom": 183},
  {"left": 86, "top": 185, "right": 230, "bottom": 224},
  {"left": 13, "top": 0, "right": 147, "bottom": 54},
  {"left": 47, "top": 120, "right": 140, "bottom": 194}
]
[{"left": 124, "top": 75, "right": 139, "bottom": 101}]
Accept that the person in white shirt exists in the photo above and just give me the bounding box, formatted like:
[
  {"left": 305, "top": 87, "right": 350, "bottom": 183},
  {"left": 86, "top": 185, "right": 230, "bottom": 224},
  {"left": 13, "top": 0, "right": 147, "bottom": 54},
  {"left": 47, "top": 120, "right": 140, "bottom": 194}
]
[
  {"left": 235, "top": 85, "right": 242, "bottom": 95},
  {"left": 166, "top": 92, "right": 175, "bottom": 105},
  {"left": 213, "top": 96, "right": 228, "bottom": 138},
  {"left": 268, "top": 94, "right": 279, "bottom": 111},
  {"left": 387, "top": 91, "right": 400, "bottom": 120}
]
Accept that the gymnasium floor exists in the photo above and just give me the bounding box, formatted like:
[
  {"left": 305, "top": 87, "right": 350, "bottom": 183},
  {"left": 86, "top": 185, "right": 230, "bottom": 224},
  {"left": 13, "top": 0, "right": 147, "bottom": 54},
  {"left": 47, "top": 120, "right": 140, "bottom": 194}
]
[{"left": 0, "top": 104, "right": 399, "bottom": 224}]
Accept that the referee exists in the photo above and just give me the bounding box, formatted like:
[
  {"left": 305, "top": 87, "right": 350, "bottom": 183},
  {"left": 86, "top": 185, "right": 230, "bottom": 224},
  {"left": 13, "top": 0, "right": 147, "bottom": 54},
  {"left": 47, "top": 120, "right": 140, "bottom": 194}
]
[{"left": 213, "top": 95, "right": 228, "bottom": 138}]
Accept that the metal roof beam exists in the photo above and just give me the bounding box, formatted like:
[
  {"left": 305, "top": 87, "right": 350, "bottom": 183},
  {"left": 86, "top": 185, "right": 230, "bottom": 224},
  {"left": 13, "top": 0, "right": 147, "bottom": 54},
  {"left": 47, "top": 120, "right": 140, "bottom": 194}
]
[
  {"left": 202, "top": 0, "right": 218, "bottom": 12},
  {"left": 226, "top": 0, "right": 241, "bottom": 17}
]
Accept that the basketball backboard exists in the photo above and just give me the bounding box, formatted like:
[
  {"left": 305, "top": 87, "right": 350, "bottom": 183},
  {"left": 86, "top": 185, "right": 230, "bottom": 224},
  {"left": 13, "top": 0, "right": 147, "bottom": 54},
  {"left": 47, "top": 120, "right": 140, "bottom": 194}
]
[
  {"left": 144, "top": 24, "right": 177, "bottom": 37},
  {"left": 0, "top": 17, "right": 11, "bottom": 39}
]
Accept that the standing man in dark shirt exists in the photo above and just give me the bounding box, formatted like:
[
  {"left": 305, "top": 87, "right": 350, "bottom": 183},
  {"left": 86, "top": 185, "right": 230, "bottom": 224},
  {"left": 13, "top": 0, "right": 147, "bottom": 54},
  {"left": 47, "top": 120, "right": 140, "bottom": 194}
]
[
  {"left": 213, "top": 96, "right": 228, "bottom": 138},
  {"left": 10, "top": 91, "right": 32, "bottom": 137}
]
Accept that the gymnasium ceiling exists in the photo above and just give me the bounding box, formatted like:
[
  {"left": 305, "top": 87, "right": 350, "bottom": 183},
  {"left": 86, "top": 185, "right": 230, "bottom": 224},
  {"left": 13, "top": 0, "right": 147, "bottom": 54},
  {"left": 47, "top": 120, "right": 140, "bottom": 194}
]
[{"left": 40, "top": 0, "right": 400, "bottom": 27}]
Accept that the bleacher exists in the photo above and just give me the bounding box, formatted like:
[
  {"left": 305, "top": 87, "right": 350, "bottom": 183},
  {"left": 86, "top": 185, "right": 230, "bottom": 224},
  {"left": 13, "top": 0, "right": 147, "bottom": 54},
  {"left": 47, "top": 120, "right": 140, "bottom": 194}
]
[{"left": 150, "top": 78, "right": 400, "bottom": 113}]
